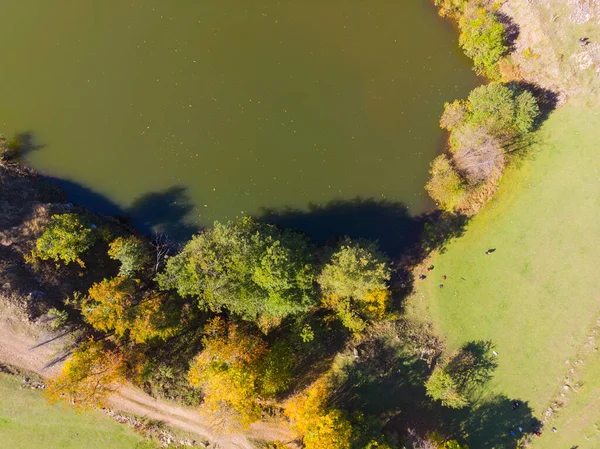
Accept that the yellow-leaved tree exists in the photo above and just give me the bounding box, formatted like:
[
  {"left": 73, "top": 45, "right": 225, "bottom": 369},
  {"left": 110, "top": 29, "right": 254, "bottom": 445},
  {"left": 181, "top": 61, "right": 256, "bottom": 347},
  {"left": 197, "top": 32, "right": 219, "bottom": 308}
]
[
  {"left": 284, "top": 375, "right": 354, "bottom": 449},
  {"left": 45, "top": 339, "right": 125, "bottom": 409},
  {"left": 187, "top": 317, "right": 268, "bottom": 432}
]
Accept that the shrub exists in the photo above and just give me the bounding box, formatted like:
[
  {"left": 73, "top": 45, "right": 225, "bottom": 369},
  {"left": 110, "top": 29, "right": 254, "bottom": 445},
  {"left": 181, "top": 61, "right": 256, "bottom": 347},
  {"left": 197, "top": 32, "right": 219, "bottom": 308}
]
[
  {"left": 157, "top": 217, "right": 317, "bottom": 324},
  {"left": 459, "top": 9, "right": 508, "bottom": 77},
  {"left": 33, "top": 213, "right": 96, "bottom": 266},
  {"left": 440, "top": 100, "right": 468, "bottom": 131},
  {"left": 425, "top": 155, "right": 468, "bottom": 211},
  {"left": 47, "top": 308, "right": 69, "bottom": 330},
  {"left": 108, "top": 236, "right": 152, "bottom": 277}
]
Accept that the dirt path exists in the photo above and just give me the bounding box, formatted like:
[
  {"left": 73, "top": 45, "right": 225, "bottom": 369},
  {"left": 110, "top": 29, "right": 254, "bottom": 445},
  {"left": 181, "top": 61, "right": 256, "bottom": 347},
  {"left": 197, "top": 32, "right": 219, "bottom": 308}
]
[{"left": 0, "top": 311, "right": 292, "bottom": 449}]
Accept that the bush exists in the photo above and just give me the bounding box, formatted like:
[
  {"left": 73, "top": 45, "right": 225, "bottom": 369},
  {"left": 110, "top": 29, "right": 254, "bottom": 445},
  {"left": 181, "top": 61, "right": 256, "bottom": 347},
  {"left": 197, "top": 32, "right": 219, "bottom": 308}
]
[
  {"left": 108, "top": 236, "right": 152, "bottom": 277},
  {"left": 47, "top": 308, "right": 69, "bottom": 330},
  {"left": 459, "top": 9, "right": 508, "bottom": 77},
  {"left": 425, "top": 155, "right": 468, "bottom": 211},
  {"left": 33, "top": 213, "right": 97, "bottom": 266}
]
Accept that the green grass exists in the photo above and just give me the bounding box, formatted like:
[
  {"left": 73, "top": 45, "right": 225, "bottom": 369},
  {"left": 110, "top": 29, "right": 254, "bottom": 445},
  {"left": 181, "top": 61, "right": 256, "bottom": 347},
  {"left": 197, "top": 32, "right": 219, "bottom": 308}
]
[
  {"left": 531, "top": 339, "right": 600, "bottom": 448},
  {"left": 0, "top": 373, "right": 148, "bottom": 449},
  {"left": 409, "top": 101, "right": 600, "bottom": 443}
]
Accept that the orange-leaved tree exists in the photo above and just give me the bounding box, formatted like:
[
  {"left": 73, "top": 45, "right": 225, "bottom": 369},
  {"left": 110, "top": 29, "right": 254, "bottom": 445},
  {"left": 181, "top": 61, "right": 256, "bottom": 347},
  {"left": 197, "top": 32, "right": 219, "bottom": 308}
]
[
  {"left": 187, "top": 317, "right": 268, "bottom": 432},
  {"left": 45, "top": 339, "right": 125, "bottom": 409},
  {"left": 82, "top": 276, "right": 180, "bottom": 343}
]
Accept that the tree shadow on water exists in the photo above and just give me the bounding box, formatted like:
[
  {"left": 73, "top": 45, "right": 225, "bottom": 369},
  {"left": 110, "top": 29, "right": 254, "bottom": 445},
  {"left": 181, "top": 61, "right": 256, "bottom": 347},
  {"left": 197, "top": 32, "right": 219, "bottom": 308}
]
[
  {"left": 260, "top": 197, "right": 423, "bottom": 258},
  {"left": 46, "top": 178, "right": 199, "bottom": 241},
  {"left": 128, "top": 186, "right": 199, "bottom": 241}
]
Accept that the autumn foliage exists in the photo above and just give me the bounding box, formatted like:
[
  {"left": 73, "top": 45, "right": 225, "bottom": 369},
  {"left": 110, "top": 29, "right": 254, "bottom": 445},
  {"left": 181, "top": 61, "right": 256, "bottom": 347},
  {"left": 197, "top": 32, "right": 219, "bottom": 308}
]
[
  {"left": 284, "top": 376, "right": 354, "bottom": 449},
  {"left": 187, "top": 317, "right": 268, "bottom": 431},
  {"left": 45, "top": 340, "right": 125, "bottom": 409},
  {"left": 82, "top": 276, "right": 180, "bottom": 343}
]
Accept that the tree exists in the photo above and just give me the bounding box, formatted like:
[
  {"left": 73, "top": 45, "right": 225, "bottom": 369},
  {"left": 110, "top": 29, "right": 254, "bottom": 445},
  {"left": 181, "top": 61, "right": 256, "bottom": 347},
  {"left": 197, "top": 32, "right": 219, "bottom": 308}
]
[
  {"left": 157, "top": 217, "right": 317, "bottom": 324},
  {"left": 425, "top": 155, "right": 468, "bottom": 211},
  {"left": 82, "top": 276, "right": 180, "bottom": 343},
  {"left": 459, "top": 9, "right": 508, "bottom": 77},
  {"left": 303, "top": 409, "right": 353, "bottom": 449},
  {"left": 452, "top": 125, "right": 504, "bottom": 184},
  {"left": 285, "top": 376, "right": 354, "bottom": 449},
  {"left": 425, "top": 341, "right": 496, "bottom": 409},
  {"left": 440, "top": 100, "right": 468, "bottom": 131},
  {"left": 187, "top": 317, "right": 268, "bottom": 431},
  {"left": 108, "top": 236, "right": 152, "bottom": 277},
  {"left": 318, "top": 238, "right": 391, "bottom": 332},
  {"left": 425, "top": 367, "right": 468, "bottom": 409},
  {"left": 466, "top": 83, "right": 539, "bottom": 139},
  {"left": 33, "top": 213, "right": 96, "bottom": 266},
  {"left": 284, "top": 377, "right": 331, "bottom": 436},
  {"left": 45, "top": 340, "right": 125, "bottom": 409}
]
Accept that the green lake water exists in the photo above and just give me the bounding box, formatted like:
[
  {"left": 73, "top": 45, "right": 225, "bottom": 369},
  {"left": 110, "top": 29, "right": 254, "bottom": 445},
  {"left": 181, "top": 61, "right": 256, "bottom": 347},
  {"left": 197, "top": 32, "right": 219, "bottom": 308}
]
[{"left": 0, "top": 1, "right": 477, "bottom": 240}]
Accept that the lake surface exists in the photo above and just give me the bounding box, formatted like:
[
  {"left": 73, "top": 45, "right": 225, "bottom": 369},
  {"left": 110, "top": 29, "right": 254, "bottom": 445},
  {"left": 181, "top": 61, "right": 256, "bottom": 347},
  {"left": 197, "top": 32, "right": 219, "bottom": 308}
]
[{"left": 0, "top": 1, "right": 477, "bottom": 239}]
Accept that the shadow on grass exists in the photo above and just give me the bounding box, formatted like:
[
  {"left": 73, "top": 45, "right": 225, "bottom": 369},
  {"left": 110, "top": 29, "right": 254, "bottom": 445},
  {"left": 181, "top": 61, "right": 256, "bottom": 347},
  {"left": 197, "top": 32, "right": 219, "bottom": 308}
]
[{"left": 328, "top": 333, "right": 539, "bottom": 448}]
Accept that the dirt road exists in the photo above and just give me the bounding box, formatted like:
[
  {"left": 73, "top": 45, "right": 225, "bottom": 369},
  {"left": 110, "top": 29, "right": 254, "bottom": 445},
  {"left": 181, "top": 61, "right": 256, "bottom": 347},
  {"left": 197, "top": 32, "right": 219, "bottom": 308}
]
[{"left": 0, "top": 309, "right": 292, "bottom": 449}]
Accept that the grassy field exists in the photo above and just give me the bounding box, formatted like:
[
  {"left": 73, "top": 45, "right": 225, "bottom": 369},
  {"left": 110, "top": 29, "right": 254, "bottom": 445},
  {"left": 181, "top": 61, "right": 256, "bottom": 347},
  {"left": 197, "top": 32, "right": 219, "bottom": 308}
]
[
  {"left": 0, "top": 373, "right": 148, "bottom": 449},
  {"left": 409, "top": 100, "right": 600, "bottom": 447}
]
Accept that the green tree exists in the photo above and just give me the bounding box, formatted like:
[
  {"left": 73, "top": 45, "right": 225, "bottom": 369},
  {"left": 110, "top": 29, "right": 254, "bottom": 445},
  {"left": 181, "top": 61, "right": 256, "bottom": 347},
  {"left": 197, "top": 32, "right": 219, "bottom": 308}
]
[
  {"left": 425, "top": 367, "right": 469, "bottom": 409},
  {"left": 425, "top": 155, "right": 468, "bottom": 211},
  {"left": 108, "top": 236, "right": 152, "bottom": 277},
  {"left": 459, "top": 9, "right": 508, "bottom": 77},
  {"left": 157, "top": 217, "right": 316, "bottom": 324},
  {"left": 33, "top": 213, "right": 96, "bottom": 266},
  {"left": 467, "top": 83, "right": 539, "bottom": 139},
  {"left": 318, "top": 238, "right": 391, "bottom": 333}
]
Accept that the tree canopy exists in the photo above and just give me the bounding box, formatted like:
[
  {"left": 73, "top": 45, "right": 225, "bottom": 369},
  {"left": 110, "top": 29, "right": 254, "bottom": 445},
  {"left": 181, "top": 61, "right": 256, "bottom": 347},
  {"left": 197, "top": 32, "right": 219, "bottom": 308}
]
[
  {"left": 108, "top": 236, "right": 152, "bottom": 277},
  {"left": 82, "top": 276, "right": 180, "bottom": 343},
  {"left": 33, "top": 213, "right": 97, "bottom": 266},
  {"left": 157, "top": 217, "right": 317, "bottom": 324},
  {"left": 318, "top": 238, "right": 391, "bottom": 332},
  {"left": 187, "top": 317, "right": 268, "bottom": 430},
  {"left": 45, "top": 340, "right": 125, "bottom": 409},
  {"left": 459, "top": 9, "right": 508, "bottom": 77}
]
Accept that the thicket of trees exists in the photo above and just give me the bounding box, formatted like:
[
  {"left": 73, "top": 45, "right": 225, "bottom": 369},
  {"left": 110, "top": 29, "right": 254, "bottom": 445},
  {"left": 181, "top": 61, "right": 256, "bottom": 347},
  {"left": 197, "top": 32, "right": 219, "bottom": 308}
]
[{"left": 427, "top": 82, "right": 540, "bottom": 213}]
